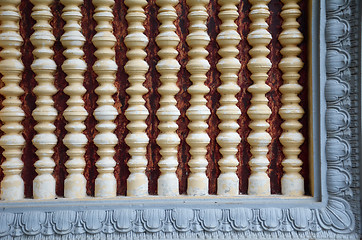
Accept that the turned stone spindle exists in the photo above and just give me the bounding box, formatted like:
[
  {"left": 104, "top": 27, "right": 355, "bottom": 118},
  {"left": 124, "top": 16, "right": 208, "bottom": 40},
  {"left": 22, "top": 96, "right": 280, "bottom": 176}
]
[
  {"left": 279, "top": 0, "right": 305, "bottom": 196},
  {"left": 155, "top": 0, "right": 181, "bottom": 196},
  {"left": 31, "top": 0, "right": 58, "bottom": 200},
  {"left": 247, "top": 0, "right": 272, "bottom": 196},
  {"left": 0, "top": 0, "right": 25, "bottom": 200},
  {"left": 186, "top": 0, "right": 211, "bottom": 196},
  {"left": 61, "top": 0, "right": 88, "bottom": 198},
  {"left": 216, "top": 0, "right": 241, "bottom": 196},
  {"left": 124, "top": 0, "right": 149, "bottom": 197},
  {"left": 92, "top": 0, "right": 118, "bottom": 198}
]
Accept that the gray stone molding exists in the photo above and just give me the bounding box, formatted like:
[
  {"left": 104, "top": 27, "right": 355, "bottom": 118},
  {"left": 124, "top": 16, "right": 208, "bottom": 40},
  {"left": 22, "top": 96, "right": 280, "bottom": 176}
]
[{"left": 0, "top": 0, "right": 360, "bottom": 239}]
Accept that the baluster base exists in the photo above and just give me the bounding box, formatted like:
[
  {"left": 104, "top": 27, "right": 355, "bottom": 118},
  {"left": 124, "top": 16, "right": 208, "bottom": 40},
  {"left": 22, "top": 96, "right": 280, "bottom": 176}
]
[
  {"left": 281, "top": 174, "right": 304, "bottom": 196},
  {"left": 158, "top": 174, "right": 179, "bottom": 196},
  {"left": 217, "top": 173, "right": 239, "bottom": 196}
]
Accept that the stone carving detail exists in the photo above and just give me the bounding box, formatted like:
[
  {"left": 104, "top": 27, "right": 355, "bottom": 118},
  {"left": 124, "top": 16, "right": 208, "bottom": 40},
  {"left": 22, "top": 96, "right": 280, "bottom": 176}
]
[
  {"left": 0, "top": 0, "right": 25, "bottom": 200},
  {"left": 0, "top": 204, "right": 356, "bottom": 239},
  {"left": 81, "top": 210, "right": 106, "bottom": 234},
  {"left": 278, "top": 0, "right": 305, "bottom": 196},
  {"left": 0, "top": 213, "right": 14, "bottom": 236},
  {"left": 346, "top": 0, "right": 361, "bottom": 232},
  {"left": 31, "top": 0, "right": 57, "bottom": 200},
  {"left": 124, "top": 0, "right": 149, "bottom": 197},
  {"left": 112, "top": 209, "right": 136, "bottom": 232},
  {"left": 229, "top": 208, "right": 253, "bottom": 231},
  {"left": 323, "top": 0, "right": 357, "bottom": 235},
  {"left": 317, "top": 198, "right": 355, "bottom": 234},
  {"left": 20, "top": 211, "right": 46, "bottom": 235},
  {"left": 61, "top": 0, "right": 88, "bottom": 198},
  {"left": 155, "top": 0, "right": 181, "bottom": 196},
  {"left": 52, "top": 211, "right": 76, "bottom": 234},
  {"left": 324, "top": 0, "right": 355, "bottom": 214},
  {"left": 92, "top": 0, "right": 118, "bottom": 197},
  {"left": 171, "top": 209, "right": 193, "bottom": 231},
  {"left": 246, "top": 0, "right": 272, "bottom": 195},
  {"left": 186, "top": 0, "right": 211, "bottom": 196},
  {"left": 0, "top": 0, "right": 359, "bottom": 239},
  {"left": 215, "top": 0, "right": 241, "bottom": 196}
]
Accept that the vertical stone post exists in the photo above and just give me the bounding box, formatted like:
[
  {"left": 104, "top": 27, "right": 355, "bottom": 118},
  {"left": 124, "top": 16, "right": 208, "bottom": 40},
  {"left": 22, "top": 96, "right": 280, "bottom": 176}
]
[
  {"left": 156, "top": 0, "right": 181, "bottom": 196},
  {"left": 0, "top": 0, "right": 25, "bottom": 200},
  {"left": 279, "top": 0, "right": 305, "bottom": 196},
  {"left": 216, "top": 0, "right": 242, "bottom": 196},
  {"left": 186, "top": 0, "right": 211, "bottom": 196},
  {"left": 124, "top": 0, "right": 149, "bottom": 197},
  {"left": 31, "top": 0, "right": 58, "bottom": 200},
  {"left": 61, "top": 0, "right": 88, "bottom": 198},
  {"left": 92, "top": 0, "right": 118, "bottom": 198},
  {"left": 247, "top": 0, "right": 272, "bottom": 196}
]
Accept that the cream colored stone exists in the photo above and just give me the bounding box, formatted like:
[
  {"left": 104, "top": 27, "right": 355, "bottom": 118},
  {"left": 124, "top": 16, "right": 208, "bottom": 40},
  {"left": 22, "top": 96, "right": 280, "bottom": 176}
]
[
  {"left": 61, "top": 0, "right": 88, "bottom": 199},
  {"left": 216, "top": 0, "right": 241, "bottom": 196},
  {"left": 279, "top": 0, "right": 305, "bottom": 196},
  {"left": 156, "top": 0, "right": 181, "bottom": 196},
  {"left": 0, "top": 0, "right": 25, "bottom": 201},
  {"left": 124, "top": 0, "right": 149, "bottom": 197},
  {"left": 186, "top": 0, "right": 211, "bottom": 196},
  {"left": 92, "top": 0, "right": 118, "bottom": 198},
  {"left": 31, "top": 0, "right": 57, "bottom": 200},
  {"left": 247, "top": 0, "right": 272, "bottom": 196}
]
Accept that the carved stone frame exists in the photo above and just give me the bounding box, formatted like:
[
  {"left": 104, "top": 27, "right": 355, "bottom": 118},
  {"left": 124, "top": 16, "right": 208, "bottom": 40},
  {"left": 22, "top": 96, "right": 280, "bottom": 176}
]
[{"left": 0, "top": 0, "right": 360, "bottom": 239}]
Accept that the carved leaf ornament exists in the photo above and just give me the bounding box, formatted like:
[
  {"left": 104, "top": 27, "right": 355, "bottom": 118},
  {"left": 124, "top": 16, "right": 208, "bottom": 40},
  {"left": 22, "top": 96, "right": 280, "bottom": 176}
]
[{"left": 0, "top": 0, "right": 359, "bottom": 239}]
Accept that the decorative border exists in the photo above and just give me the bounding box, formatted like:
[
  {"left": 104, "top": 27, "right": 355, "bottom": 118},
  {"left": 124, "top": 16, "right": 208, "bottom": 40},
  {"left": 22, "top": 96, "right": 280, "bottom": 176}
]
[{"left": 0, "top": 0, "right": 360, "bottom": 239}]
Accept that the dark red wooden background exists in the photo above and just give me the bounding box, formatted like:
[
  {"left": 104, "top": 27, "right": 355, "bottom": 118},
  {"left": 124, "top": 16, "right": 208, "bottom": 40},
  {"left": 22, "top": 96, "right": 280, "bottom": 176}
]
[{"left": 0, "top": 0, "right": 309, "bottom": 198}]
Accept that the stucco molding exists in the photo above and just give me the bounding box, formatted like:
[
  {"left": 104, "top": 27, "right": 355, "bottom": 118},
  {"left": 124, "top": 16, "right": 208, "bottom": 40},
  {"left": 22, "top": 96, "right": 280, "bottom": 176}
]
[
  {"left": 0, "top": 0, "right": 360, "bottom": 239},
  {"left": 0, "top": 201, "right": 356, "bottom": 239}
]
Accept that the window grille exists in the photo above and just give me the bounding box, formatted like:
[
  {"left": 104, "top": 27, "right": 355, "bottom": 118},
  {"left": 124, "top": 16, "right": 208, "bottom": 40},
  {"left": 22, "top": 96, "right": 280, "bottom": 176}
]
[
  {"left": 0, "top": 0, "right": 309, "bottom": 199},
  {"left": 0, "top": 0, "right": 360, "bottom": 239}
]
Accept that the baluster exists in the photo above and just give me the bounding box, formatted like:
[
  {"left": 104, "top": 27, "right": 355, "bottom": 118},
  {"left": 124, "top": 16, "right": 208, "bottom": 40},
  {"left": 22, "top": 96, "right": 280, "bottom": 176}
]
[
  {"left": 279, "top": 0, "right": 304, "bottom": 196},
  {"left": 92, "top": 0, "right": 118, "bottom": 198},
  {"left": 216, "top": 0, "right": 241, "bottom": 196},
  {"left": 0, "top": 0, "right": 25, "bottom": 200},
  {"left": 156, "top": 0, "right": 181, "bottom": 196},
  {"left": 124, "top": 0, "right": 149, "bottom": 197},
  {"left": 186, "top": 0, "right": 210, "bottom": 196},
  {"left": 61, "top": 0, "right": 87, "bottom": 198},
  {"left": 247, "top": 0, "right": 272, "bottom": 195},
  {"left": 31, "top": 0, "right": 57, "bottom": 199}
]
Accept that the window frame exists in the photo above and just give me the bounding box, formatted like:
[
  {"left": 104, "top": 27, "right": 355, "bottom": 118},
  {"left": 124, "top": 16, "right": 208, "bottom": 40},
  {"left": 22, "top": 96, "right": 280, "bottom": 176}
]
[{"left": 0, "top": 0, "right": 360, "bottom": 239}]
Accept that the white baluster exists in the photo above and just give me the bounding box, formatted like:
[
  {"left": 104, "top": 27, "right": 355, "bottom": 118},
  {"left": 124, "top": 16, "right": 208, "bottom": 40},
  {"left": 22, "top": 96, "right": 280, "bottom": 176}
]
[
  {"left": 124, "top": 0, "right": 149, "bottom": 197},
  {"left": 216, "top": 0, "right": 241, "bottom": 196},
  {"left": 279, "top": 0, "right": 305, "bottom": 196},
  {"left": 156, "top": 0, "right": 181, "bottom": 196},
  {"left": 31, "top": 0, "right": 57, "bottom": 200},
  {"left": 186, "top": 0, "right": 211, "bottom": 196},
  {"left": 61, "top": 0, "right": 88, "bottom": 198},
  {"left": 0, "top": 0, "right": 25, "bottom": 200},
  {"left": 247, "top": 0, "right": 272, "bottom": 196},
  {"left": 92, "top": 0, "right": 118, "bottom": 198}
]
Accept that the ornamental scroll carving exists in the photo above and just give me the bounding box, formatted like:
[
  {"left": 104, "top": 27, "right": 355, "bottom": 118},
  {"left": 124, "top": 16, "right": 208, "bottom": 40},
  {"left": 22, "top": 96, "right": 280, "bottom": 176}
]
[{"left": 0, "top": 0, "right": 359, "bottom": 239}]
